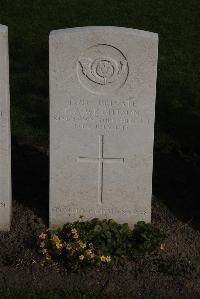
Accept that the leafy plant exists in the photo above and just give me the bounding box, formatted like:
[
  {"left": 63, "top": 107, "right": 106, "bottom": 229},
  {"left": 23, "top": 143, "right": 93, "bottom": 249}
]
[
  {"left": 130, "top": 221, "right": 166, "bottom": 257},
  {"left": 38, "top": 225, "right": 112, "bottom": 272},
  {"left": 71, "top": 218, "right": 132, "bottom": 256},
  {"left": 37, "top": 219, "right": 166, "bottom": 272}
]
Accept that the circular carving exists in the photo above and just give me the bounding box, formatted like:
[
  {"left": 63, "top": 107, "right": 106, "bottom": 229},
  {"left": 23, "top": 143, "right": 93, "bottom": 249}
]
[{"left": 77, "top": 44, "right": 129, "bottom": 94}]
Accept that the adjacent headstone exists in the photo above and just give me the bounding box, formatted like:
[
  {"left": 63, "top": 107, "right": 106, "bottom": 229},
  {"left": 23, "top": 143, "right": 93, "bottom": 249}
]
[
  {"left": 0, "top": 25, "right": 11, "bottom": 231},
  {"left": 50, "top": 26, "right": 158, "bottom": 228}
]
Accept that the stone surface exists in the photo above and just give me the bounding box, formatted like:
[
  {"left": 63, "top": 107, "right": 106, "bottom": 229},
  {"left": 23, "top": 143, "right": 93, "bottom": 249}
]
[
  {"left": 0, "top": 25, "right": 11, "bottom": 231},
  {"left": 49, "top": 26, "right": 158, "bottom": 228}
]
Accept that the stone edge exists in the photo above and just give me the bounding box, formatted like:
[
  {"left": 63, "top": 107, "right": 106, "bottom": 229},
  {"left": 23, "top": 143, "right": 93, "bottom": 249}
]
[
  {"left": 0, "top": 23, "right": 11, "bottom": 231},
  {"left": 49, "top": 26, "right": 158, "bottom": 40}
]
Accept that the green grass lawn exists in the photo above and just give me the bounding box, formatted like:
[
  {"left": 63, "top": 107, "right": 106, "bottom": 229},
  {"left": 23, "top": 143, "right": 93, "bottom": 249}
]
[{"left": 0, "top": 0, "right": 199, "bottom": 152}]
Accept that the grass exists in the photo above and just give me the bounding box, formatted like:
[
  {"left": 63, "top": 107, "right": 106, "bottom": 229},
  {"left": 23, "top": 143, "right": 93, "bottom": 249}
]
[
  {"left": 0, "top": 0, "right": 199, "bottom": 152},
  {"left": 0, "top": 288, "right": 194, "bottom": 299}
]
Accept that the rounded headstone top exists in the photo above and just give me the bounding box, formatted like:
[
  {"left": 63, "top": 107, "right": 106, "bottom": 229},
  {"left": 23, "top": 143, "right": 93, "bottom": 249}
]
[
  {"left": 50, "top": 26, "right": 158, "bottom": 40},
  {"left": 0, "top": 25, "right": 8, "bottom": 35}
]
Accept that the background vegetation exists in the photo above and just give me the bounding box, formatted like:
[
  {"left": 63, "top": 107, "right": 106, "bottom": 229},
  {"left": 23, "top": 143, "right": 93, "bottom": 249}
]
[{"left": 0, "top": 0, "right": 199, "bottom": 153}]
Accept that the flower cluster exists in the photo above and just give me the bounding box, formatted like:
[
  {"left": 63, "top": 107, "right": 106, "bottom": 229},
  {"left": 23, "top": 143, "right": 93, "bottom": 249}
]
[
  {"left": 37, "top": 219, "right": 166, "bottom": 272},
  {"left": 38, "top": 225, "right": 111, "bottom": 272},
  {"left": 160, "top": 243, "right": 165, "bottom": 250}
]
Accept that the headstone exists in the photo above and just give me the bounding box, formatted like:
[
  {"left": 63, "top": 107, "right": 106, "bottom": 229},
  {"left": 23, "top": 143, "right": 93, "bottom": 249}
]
[
  {"left": 0, "top": 25, "right": 11, "bottom": 231},
  {"left": 50, "top": 26, "right": 158, "bottom": 228}
]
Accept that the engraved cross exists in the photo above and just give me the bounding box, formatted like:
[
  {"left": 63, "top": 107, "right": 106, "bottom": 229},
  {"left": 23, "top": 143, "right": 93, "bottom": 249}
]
[{"left": 77, "top": 135, "right": 124, "bottom": 205}]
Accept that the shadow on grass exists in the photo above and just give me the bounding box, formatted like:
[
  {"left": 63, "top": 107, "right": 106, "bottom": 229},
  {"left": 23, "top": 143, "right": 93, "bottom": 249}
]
[
  {"left": 11, "top": 138, "right": 49, "bottom": 226},
  {"left": 153, "top": 150, "right": 200, "bottom": 230},
  {"left": 155, "top": 78, "right": 200, "bottom": 153},
  {"left": 10, "top": 41, "right": 49, "bottom": 224},
  {"left": 10, "top": 40, "right": 49, "bottom": 145},
  {"left": 153, "top": 79, "right": 200, "bottom": 230}
]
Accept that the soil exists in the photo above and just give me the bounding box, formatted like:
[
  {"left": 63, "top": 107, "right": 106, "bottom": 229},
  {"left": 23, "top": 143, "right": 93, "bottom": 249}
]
[{"left": 0, "top": 142, "right": 199, "bottom": 297}]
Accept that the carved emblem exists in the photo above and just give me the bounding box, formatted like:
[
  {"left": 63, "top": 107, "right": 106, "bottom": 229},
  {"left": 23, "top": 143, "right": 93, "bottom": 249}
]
[{"left": 77, "top": 44, "right": 129, "bottom": 94}]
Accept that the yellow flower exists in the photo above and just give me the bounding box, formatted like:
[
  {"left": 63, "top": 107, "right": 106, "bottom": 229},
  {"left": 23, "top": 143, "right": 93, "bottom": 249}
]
[
  {"left": 55, "top": 242, "right": 62, "bottom": 250},
  {"left": 54, "top": 266, "right": 61, "bottom": 272},
  {"left": 78, "top": 240, "right": 86, "bottom": 249},
  {"left": 51, "top": 234, "right": 60, "bottom": 244},
  {"left": 86, "top": 249, "right": 92, "bottom": 255},
  {"left": 71, "top": 228, "right": 79, "bottom": 238},
  {"left": 40, "top": 241, "right": 46, "bottom": 248},
  {"left": 100, "top": 255, "right": 106, "bottom": 262},
  {"left": 106, "top": 256, "right": 111, "bottom": 263},
  {"left": 160, "top": 243, "right": 165, "bottom": 250},
  {"left": 90, "top": 253, "right": 95, "bottom": 259},
  {"left": 39, "top": 232, "right": 46, "bottom": 240},
  {"left": 66, "top": 243, "right": 72, "bottom": 250},
  {"left": 41, "top": 248, "right": 47, "bottom": 255},
  {"left": 79, "top": 255, "right": 84, "bottom": 261},
  {"left": 71, "top": 228, "right": 77, "bottom": 234}
]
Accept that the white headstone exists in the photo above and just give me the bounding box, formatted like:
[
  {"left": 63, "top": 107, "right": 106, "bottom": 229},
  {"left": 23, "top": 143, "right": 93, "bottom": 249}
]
[
  {"left": 0, "top": 25, "right": 11, "bottom": 231},
  {"left": 50, "top": 26, "right": 158, "bottom": 228}
]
